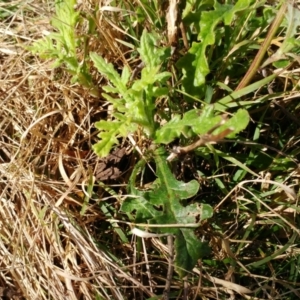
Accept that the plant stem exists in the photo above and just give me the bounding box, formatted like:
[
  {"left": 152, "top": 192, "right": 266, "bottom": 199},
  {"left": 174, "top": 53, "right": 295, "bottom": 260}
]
[
  {"left": 163, "top": 235, "right": 174, "bottom": 300},
  {"left": 235, "top": 1, "right": 287, "bottom": 90}
]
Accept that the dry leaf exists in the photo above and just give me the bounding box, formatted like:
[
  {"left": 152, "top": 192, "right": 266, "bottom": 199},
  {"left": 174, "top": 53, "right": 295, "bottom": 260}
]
[{"left": 94, "top": 147, "right": 127, "bottom": 180}]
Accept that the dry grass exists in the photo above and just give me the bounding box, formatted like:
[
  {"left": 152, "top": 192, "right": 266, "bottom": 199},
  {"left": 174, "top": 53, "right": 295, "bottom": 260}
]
[
  {"left": 0, "top": 1, "right": 183, "bottom": 299},
  {"left": 1, "top": 1, "right": 300, "bottom": 299},
  {"left": 0, "top": 1, "right": 143, "bottom": 299}
]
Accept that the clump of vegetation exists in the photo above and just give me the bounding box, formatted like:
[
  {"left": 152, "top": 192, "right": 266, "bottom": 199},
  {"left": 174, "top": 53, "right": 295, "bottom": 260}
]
[{"left": 1, "top": 0, "right": 300, "bottom": 299}]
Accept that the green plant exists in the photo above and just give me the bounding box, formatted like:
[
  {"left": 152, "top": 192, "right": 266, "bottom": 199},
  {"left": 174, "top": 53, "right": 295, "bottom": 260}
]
[
  {"left": 25, "top": 0, "right": 300, "bottom": 295},
  {"left": 178, "top": 0, "right": 259, "bottom": 98},
  {"left": 91, "top": 30, "right": 250, "bottom": 155},
  {"left": 28, "top": 0, "right": 99, "bottom": 96},
  {"left": 90, "top": 29, "right": 171, "bottom": 157},
  {"left": 91, "top": 27, "right": 250, "bottom": 274},
  {"left": 121, "top": 147, "right": 213, "bottom": 277}
]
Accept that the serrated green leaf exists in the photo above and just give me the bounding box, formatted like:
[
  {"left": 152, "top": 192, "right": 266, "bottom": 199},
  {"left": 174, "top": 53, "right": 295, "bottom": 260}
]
[
  {"left": 121, "top": 66, "right": 131, "bottom": 85},
  {"left": 122, "top": 148, "right": 212, "bottom": 276},
  {"left": 178, "top": 0, "right": 252, "bottom": 95},
  {"left": 92, "top": 121, "right": 126, "bottom": 157},
  {"left": 92, "top": 134, "right": 118, "bottom": 158},
  {"left": 131, "top": 66, "right": 161, "bottom": 90},
  {"left": 63, "top": 56, "right": 78, "bottom": 71},
  {"left": 50, "top": 0, "right": 79, "bottom": 55},
  {"left": 101, "top": 93, "right": 125, "bottom": 109},
  {"left": 154, "top": 115, "right": 187, "bottom": 144},
  {"left": 28, "top": 37, "right": 55, "bottom": 58},
  {"left": 175, "top": 229, "right": 211, "bottom": 277},
  {"left": 174, "top": 231, "right": 198, "bottom": 276},
  {"left": 155, "top": 106, "right": 221, "bottom": 144},
  {"left": 90, "top": 52, "right": 127, "bottom": 94},
  {"left": 153, "top": 71, "right": 172, "bottom": 83},
  {"left": 102, "top": 85, "right": 119, "bottom": 94},
  {"left": 121, "top": 197, "right": 162, "bottom": 222},
  {"left": 197, "top": 104, "right": 215, "bottom": 119},
  {"left": 138, "top": 30, "right": 166, "bottom": 68},
  {"left": 216, "top": 109, "right": 249, "bottom": 138},
  {"left": 177, "top": 42, "right": 208, "bottom": 92},
  {"left": 94, "top": 120, "right": 118, "bottom": 131},
  {"left": 191, "top": 115, "right": 222, "bottom": 136},
  {"left": 199, "top": 5, "right": 231, "bottom": 44},
  {"left": 200, "top": 204, "right": 214, "bottom": 221},
  {"left": 155, "top": 106, "right": 249, "bottom": 146}
]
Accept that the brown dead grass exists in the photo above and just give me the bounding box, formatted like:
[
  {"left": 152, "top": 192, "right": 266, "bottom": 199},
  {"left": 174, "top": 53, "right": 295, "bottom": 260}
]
[
  {"left": 0, "top": 1, "right": 148, "bottom": 299},
  {"left": 0, "top": 1, "right": 189, "bottom": 299}
]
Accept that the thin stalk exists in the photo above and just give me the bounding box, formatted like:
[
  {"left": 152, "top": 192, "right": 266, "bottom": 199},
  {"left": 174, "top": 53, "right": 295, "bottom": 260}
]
[
  {"left": 235, "top": 1, "right": 287, "bottom": 90},
  {"left": 163, "top": 235, "right": 174, "bottom": 300}
]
